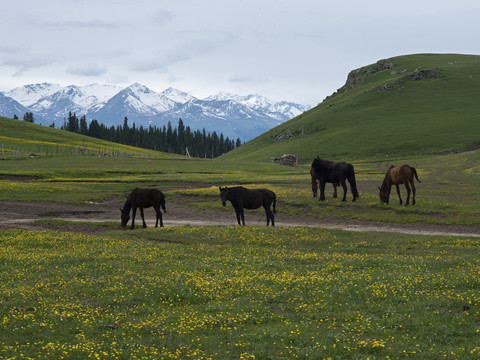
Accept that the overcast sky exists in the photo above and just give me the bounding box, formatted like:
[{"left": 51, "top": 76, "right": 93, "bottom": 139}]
[{"left": 2, "top": 0, "right": 480, "bottom": 105}]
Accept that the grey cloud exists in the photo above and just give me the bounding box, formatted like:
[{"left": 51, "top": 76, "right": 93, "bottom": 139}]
[
  {"left": 67, "top": 65, "right": 107, "bottom": 77},
  {"left": 2, "top": 58, "right": 53, "bottom": 76},
  {"left": 0, "top": 45, "right": 23, "bottom": 55},
  {"left": 42, "top": 19, "right": 120, "bottom": 31},
  {"left": 152, "top": 9, "right": 175, "bottom": 25}
]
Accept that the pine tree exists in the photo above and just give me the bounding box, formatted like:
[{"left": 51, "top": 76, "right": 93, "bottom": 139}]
[{"left": 79, "top": 115, "right": 88, "bottom": 135}]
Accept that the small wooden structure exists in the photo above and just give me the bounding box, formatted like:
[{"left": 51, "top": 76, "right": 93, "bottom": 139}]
[{"left": 272, "top": 154, "right": 298, "bottom": 167}]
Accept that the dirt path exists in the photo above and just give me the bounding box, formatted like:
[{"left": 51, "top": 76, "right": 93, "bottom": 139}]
[{"left": 1, "top": 199, "right": 480, "bottom": 238}]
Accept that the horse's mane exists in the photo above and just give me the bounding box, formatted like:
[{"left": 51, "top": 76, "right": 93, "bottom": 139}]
[
  {"left": 311, "top": 157, "right": 335, "bottom": 170},
  {"left": 122, "top": 194, "right": 133, "bottom": 212},
  {"left": 379, "top": 166, "right": 395, "bottom": 191},
  {"left": 223, "top": 186, "right": 245, "bottom": 191}
]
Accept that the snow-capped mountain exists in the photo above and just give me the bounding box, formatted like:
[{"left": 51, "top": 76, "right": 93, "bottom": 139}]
[
  {"left": 1, "top": 83, "right": 311, "bottom": 141},
  {"left": 0, "top": 93, "right": 33, "bottom": 121}
]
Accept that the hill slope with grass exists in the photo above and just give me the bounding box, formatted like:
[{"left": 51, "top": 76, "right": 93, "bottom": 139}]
[
  {"left": 0, "top": 116, "right": 181, "bottom": 160},
  {"left": 225, "top": 53, "right": 480, "bottom": 163}
]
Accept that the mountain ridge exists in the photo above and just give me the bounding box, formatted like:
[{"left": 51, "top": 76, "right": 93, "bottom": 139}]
[{"left": 0, "top": 83, "right": 310, "bottom": 141}]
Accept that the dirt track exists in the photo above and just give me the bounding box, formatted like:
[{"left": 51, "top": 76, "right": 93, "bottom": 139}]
[{"left": 1, "top": 198, "right": 480, "bottom": 238}]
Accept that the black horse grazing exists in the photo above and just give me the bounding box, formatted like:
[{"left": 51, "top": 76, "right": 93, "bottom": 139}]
[
  {"left": 120, "top": 188, "right": 166, "bottom": 229},
  {"left": 379, "top": 164, "right": 421, "bottom": 205},
  {"left": 219, "top": 186, "right": 276, "bottom": 226},
  {"left": 311, "top": 157, "right": 359, "bottom": 202},
  {"left": 310, "top": 164, "right": 338, "bottom": 198}
]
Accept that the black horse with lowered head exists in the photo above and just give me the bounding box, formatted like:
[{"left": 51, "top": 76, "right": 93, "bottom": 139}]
[
  {"left": 311, "top": 157, "right": 359, "bottom": 202},
  {"left": 120, "top": 188, "right": 166, "bottom": 229},
  {"left": 310, "top": 163, "right": 338, "bottom": 198},
  {"left": 219, "top": 186, "right": 276, "bottom": 226}
]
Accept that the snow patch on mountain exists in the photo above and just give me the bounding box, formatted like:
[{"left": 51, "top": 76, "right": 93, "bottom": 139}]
[{"left": 1, "top": 82, "right": 311, "bottom": 141}]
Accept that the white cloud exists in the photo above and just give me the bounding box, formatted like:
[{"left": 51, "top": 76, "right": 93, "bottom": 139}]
[{"left": 1, "top": 0, "right": 480, "bottom": 104}]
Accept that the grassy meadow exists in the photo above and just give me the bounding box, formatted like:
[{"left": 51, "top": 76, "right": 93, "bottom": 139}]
[
  {"left": 1, "top": 148, "right": 480, "bottom": 359},
  {"left": 1, "top": 226, "right": 480, "bottom": 359}
]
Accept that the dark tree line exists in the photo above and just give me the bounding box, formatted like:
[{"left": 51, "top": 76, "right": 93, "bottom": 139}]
[
  {"left": 17, "top": 112, "right": 35, "bottom": 123},
  {"left": 60, "top": 112, "right": 242, "bottom": 158}
]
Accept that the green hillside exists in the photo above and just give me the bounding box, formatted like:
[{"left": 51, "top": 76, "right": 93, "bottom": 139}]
[
  {"left": 0, "top": 116, "right": 181, "bottom": 160},
  {"left": 226, "top": 53, "right": 480, "bottom": 163}
]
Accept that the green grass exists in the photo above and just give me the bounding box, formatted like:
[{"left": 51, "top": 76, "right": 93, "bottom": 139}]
[
  {"left": 0, "top": 116, "right": 181, "bottom": 160},
  {"left": 225, "top": 54, "right": 480, "bottom": 162},
  {"left": 1, "top": 226, "right": 479, "bottom": 359},
  {"left": 1, "top": 147, "right": 480, "bottom": 225}
]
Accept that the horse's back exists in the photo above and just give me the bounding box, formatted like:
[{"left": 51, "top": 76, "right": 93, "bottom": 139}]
[
  {"left": 388, "top": 165, "right": 414, "bottom": 184},
  {"left": 243, "top": 188, "right": 275, "bottom": 209},
  {"left": 131, "top": 188, "right": 165, "bottom": 207}
]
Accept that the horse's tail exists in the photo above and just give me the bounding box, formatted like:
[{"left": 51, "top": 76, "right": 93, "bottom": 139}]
[
  {"left": 349, "top": 165, "right": 360, "bottom": 199},
  {"left": 412, "top": 167, "right": 421, "bottom": 183},
  {"left": 273, "top": 193, "right": 277, "bottom": 214}
]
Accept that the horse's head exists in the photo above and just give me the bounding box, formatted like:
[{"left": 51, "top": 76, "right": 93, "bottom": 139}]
[
  {"left": 120, "top": 207, "right": 130, "bottom": 227},
  {"left": 378, "top": 187, "right": 388, "bottom": 204},
  {"left": 219, "top": 186, "right": 228, "bottom": 206}
]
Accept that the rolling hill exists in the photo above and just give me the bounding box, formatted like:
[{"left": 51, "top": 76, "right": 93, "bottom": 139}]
[
  {"left": 0, "top": 116, "right": 181, "bottom": 160},
  {"left": 224, "top": 53, "right": 480, "bottom": 163}
]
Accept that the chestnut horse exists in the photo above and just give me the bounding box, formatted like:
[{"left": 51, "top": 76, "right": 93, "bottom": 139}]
[
  {"left": 378, "top": 165, "right": 421, "bottom": 205},
  {"left": 121, "top": 188, "right": 166, "bottom": 229},
  {"left": 219, "top": 186, "right": 276, "bottom": 226}
]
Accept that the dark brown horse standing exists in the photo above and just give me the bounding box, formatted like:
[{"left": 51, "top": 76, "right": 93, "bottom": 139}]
[
  {"left": 310, "top": 166, "right": 338, "bottom": 198},
  {"left": 311, "top": 157, "right": 359, "bottom": 202},
  {"left": 378, "top": 164, "right": 421, "bottom": 205},
  {"left": 121, "top": 188, "right": 166, "bottom": 229},
  {"left": 219, "top": 186, "right": 276, "bottom": 226}
]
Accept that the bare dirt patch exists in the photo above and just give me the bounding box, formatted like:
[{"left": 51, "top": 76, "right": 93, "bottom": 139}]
[{"left": 1, "top": 198, "right": 480, "bottom": 238}]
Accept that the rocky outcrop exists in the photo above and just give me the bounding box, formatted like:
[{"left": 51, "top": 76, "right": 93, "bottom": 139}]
[
  {"left": 337, "top": 60, "right": 394, "bottom": 94},
  {"left": 376, "top": 69, "right": 444, "bottom": 92}
]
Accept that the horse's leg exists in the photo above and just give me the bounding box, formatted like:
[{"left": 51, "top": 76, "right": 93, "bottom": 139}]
[
  {"left": 240, "top": 208, "right": 245, "bottom": 225},
  {"left": 154, "top": 206, "right": 163, "bottom": 227},
  {"left": 395, "top": 185, "right": 402, "bottom": 205},
  {"left": 234, "top": 207, "right": 242, "bottom": 225},
  {"left": 333, "top": 184, "right": 337, "bottom": 198},
  {"left": 411, "top": 180, "right": 416, "bottom": 206},
  {"left": 264, "top": 205, "right": 274, "bottom": 226},
  {"left": 140, "top": 208, "right": 147, "bottom": 228},
  {"left": 404, "top": 183, "right": 411, "bottom": 206},
  {"left": 340, "top": 179, "right": 348, "bottom": 202},
  {"left": 319, "top": 181, "right": 326, "bottom": 201},
  {"left": 312, "top": 178, "right": 318, "bottom": 197},
  {"left": 158, "top": 211, "right": 163, "bottom": 227},
  {"left": 131, "top": 206, "right": 137, "bottom": 229}
]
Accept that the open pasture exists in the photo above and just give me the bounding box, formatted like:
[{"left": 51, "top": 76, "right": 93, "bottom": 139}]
[
  {"left": 1, "top": 148, "right": 480, "bottom": 227},
  {"left": 1, "top": 226, "right": 480, "bottom": 359},
  {"left": 1, "top": 131, "right": 480, "bottom": 358}
]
